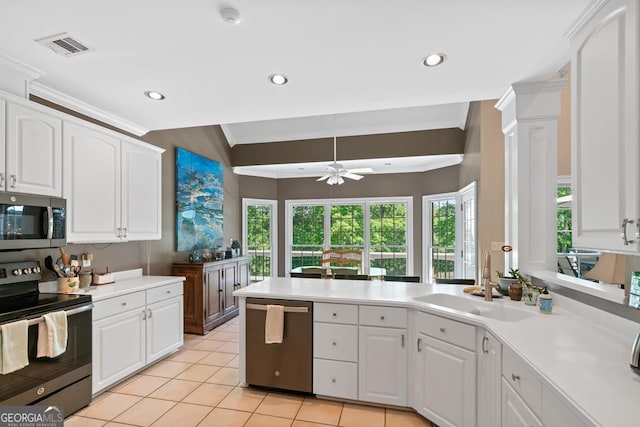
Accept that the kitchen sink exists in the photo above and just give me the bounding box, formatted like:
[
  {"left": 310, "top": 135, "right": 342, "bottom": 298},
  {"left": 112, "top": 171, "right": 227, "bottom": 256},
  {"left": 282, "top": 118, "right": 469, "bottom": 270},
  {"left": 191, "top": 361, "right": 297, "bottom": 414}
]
[{"left": 413, "top": 293, "right": 535, "bottom": 322}]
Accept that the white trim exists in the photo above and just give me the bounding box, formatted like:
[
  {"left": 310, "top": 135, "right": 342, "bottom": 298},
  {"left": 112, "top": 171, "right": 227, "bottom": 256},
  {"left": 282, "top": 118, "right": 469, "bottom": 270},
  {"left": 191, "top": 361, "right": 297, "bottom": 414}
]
[
  {"left": 30, "top": 82, "right": 149, "bottom": 136},
  {"left": 0, "top": 52, "right": 45, "bottom": 82},
  {"left": 564, "top": 0, "right": 610, "bottom": 39},
  {"left": 533, "top": 269, "right": 625, "bottom": 304},
  {"left": 459, "top": 182, "right": 477, "bottom": 280},
  {"left": 558, "top": 175, "right": 572, "bottom": 186},
  {"left": 422, "top": 192, "right": 458, "bottom": 283},
  {"left": 242, "top": 198, "right": 278, "bottom": 279},
  {"left": 220, "top": 124, "right": 236, "bottom": 147}
]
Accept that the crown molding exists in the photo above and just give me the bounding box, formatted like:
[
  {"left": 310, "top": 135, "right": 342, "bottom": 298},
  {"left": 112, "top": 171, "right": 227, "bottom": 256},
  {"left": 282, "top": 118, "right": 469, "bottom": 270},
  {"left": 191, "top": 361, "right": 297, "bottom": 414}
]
[
  {"left": 30, "top": 82, "right": 149, "bottom": 136},
  {"left": 0, "top": 53, "right": 45, "bottom": 81},
  {"left": 564, "top": 0, "right": 609, "bottom": 39}
]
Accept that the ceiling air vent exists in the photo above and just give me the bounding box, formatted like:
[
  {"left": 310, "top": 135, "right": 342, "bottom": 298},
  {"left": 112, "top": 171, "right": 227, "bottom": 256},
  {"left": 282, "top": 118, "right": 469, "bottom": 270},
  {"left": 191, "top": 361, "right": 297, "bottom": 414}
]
[{"left": 35, "top": 33, "right": 94, "bottom": 57}]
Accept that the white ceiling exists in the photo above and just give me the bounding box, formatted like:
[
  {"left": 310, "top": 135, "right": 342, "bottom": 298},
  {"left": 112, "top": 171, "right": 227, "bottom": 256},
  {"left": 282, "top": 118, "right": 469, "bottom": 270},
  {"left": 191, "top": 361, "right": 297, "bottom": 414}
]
[{"left": 0, "top": 1, "right": 587, "bottom": 176}]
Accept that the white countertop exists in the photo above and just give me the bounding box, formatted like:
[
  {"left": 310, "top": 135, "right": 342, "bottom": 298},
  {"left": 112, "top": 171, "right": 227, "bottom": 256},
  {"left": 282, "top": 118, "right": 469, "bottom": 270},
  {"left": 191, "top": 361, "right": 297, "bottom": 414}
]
[{"left": 235, "top": 277, "right": 640, "bottom": 427}]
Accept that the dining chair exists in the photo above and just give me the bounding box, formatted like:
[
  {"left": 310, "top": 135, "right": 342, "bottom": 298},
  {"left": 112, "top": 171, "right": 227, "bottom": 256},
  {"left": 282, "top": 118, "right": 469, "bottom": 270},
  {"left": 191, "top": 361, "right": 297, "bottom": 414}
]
[
  {"left": 333, "top": 274, "right": 370, "bottom": 280},
  {"left": 321, "top": 249, "right": 362, "bottom": 271},
  {"left": 383, "top": 275, "right": 421, "bottom": 283},
  {"left": 434, "top": 278, "right": 476, "bottom": 285},
  {"left": 290, "top": 272, "right": 322, "bottom": 279}
]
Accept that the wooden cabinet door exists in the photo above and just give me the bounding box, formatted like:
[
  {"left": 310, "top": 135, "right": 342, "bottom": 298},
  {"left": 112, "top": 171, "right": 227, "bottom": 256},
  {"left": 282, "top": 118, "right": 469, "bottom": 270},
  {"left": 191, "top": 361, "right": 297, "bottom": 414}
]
[
  {"left": 173, "top": 265, "right": 203, "bottom": 334},
  {"left": 204, "top": 266, "right": 222, "bottom": 324},
  {"left": 237, "top": 257, "right": 250, "bottom": 288},
  {"left": 477, "top": 330, "right": 502, "bottom": 427},
  {"left": 6, "top": 102, "right": 62, "bottom": 196},
  {"left": 121, "top": 140, "right": 162, "bottom": 241},
  {"left": 358, "top": 326, "right": 407, "bottom": 406},
  {"left": 63, "top": 121, "right": 121, "bottom": 243},
  {"left": 223, "top": 262, "right": 238, "bottom": 314},
  {"left": 92, "top": 308, "right": 145, "bottom": 394},
  {"left": 146, "top": 296, "right": 184, "bottom": 364},
  {"left": 416, "top": 332, "right": 476, "bottom": 427}
]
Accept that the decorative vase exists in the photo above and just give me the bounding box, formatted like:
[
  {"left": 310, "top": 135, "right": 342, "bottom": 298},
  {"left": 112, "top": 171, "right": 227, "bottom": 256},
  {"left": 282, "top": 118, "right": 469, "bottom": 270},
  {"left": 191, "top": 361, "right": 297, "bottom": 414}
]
[
  {"left": 523, "top": 288, "right": 539, "bottom": 306},
  {"left": 509, "top": 283, "right": 522, "bottom": 301}
]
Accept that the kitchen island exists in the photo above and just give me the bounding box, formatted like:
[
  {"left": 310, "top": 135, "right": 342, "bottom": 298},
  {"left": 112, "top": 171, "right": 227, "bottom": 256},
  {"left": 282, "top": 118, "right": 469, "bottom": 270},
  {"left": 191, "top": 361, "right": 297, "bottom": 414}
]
[{"left": 235, "top": 277, "right": 639, "bottom": 427}]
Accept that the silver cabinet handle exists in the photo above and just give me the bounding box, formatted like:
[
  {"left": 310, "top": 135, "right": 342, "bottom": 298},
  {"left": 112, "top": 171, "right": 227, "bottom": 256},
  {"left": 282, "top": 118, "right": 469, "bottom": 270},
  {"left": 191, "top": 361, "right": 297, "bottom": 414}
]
[
  {"left": 512, "top": 373, "right": 520, "bottom": 381},
  {"left": 636, "top": 220, "right": 640, "bottom": 239},
  {"left": 116, "top": 227, "right": 122, "bottom": 238},
  {"left": 440, "top": 327, "right": 446, "bottom": 333},
  {"left": 380, "top": 315, "right": 385, "bottom": 321},
  {"left": 121, "top": 302, "right": 127, "bottom": 306},
  {"left": 10, "top": 174, "right": 16, "bottom": 188},
  {"left": 166, "top": 290, "right": 171, "bottom": 294},
  {"left": 332, "top": 341, "right": 337, "bottom": 346},
  {"left": 332, "top": 312, "right": 337, "bottom": 317},
  {"left": 401, "top": 334, "right": 405, "bottom": 348},
  {"left": 331, "top": 378, "right": 336, "bottom": 383},
  {"left": 621, "top": 218, "right": 635, "bottom": 245},
  {"left": 123, "top": 227, "right": 128, "bottom": 238},
  {"left": 417, "top": 337, "right": 422, "bottom": 352},
  {"left": 147, "top": 308, "right": 152, "bottom": 318},
  {"left": 0, "top": 173, "right": 5, "bottom": 188},
  {"left": 482, "top": 336, "right": 489, "bottom": 354},
  {"left": 142, "top": 310, "right": 146, "bottom": 320}
]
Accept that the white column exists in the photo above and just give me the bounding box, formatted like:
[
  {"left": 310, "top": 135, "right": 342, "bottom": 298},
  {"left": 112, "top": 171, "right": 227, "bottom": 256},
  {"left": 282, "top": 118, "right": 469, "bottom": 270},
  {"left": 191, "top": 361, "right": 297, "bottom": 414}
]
[{"left": 495, "top": 80, "right": 567, "bottom": 275}]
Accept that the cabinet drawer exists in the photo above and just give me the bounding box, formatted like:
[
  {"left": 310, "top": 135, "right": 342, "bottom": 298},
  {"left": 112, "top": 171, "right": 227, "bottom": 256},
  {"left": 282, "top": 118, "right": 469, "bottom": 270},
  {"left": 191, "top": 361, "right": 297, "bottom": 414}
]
[
  {"left": 314, "top": 303, "right": 358, "bottom": 324},
  {"left": 502, "top": 378, "right": 543, "bottom": 427},
  {"left": 314, "top": 323, "right": 358, "bottom": 362},
  {"left": 503, "top": 347, "right": 542, "bottom": 416},
  {"left": 93, "top": 291, "right": 146, "bottom": 321},
  {"left": 313, "top": 359, "right": 358, "bottom": 400},
  {"left": 146, "top": 281, "right": 184, "bottom": 305},
  {"left": 416, "top": 311, "right": 475, "bottom": 351},
  {"left": 359, "top": 305, "right": 407, "bottom": 328}
]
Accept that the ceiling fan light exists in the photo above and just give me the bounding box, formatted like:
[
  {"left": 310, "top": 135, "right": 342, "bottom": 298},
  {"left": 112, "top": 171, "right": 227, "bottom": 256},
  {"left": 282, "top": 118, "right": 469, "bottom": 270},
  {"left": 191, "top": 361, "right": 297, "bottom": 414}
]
[{"left": 337, "top": 176, "right": 344, "bottom": 185}]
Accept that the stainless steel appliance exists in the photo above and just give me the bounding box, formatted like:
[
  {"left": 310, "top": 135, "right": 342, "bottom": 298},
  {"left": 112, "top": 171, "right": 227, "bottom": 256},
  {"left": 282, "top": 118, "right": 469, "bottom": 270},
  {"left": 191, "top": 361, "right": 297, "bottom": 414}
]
[
  {"left": 0, "top": 261, "right": 92, "bottom": 416},
  {"left": 0, "top": 193, "right": 66, "bottom": 250},
  {"left": 246, "top": 298, "right": 313, "bottom": 393}
]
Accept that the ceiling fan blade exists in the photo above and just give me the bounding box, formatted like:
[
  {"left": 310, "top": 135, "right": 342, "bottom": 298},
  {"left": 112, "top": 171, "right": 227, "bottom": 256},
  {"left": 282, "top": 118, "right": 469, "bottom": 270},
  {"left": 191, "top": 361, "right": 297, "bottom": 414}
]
[
  {"left": 342, "top": 172, "right": 364, "bottom": 180},
  {"left": 346, "top": 167, "right": 373, "bottom": 174},
  {"left": 317, "top": 175, "right": 330, "bottom": 181}
]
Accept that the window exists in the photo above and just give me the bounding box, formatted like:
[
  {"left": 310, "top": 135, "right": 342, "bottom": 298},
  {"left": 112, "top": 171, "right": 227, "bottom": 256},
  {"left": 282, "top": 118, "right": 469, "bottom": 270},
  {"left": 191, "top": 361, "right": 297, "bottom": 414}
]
[
  {"left": 242, "top": 199, "right": 277, "bottom": 282},
  {"left": 286, "top": 197, "right": 412, "bottom": 276},
  {"left": 423, "top": 183, "right": 477, "bottom": 283}
]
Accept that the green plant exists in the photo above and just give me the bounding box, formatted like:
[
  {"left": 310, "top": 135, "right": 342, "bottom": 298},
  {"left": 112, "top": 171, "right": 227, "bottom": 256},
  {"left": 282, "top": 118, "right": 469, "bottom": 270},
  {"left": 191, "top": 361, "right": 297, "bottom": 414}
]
[{"left": 231, "top": 239, "right": 241, "bottom": 249}]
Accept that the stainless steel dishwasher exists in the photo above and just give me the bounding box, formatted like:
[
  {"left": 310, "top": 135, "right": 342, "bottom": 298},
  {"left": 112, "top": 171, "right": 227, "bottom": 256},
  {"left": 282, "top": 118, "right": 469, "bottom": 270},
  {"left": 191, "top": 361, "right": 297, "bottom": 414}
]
[{"left": 246, "top": 298, "right": 313, "bottom": 393}]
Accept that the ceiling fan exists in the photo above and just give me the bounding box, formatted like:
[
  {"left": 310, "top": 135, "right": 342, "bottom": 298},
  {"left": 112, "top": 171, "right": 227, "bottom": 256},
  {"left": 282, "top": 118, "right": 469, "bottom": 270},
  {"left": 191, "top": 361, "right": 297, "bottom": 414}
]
[{"left": 317, "top": 133, "right": 373, "bottom": 185}]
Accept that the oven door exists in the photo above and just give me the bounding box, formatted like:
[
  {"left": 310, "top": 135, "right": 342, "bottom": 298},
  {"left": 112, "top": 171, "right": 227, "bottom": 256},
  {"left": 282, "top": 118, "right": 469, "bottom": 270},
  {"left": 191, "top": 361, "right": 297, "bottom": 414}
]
[{"left": 0, "top": 303, "right": 92, "bottom": 407}]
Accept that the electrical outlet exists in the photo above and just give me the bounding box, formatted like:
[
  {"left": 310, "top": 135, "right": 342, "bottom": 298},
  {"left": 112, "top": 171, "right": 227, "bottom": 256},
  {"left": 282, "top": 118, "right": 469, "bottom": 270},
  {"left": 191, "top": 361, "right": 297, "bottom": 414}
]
[{"left": 491, "top": 241, "right": 504, "bottom": 251}]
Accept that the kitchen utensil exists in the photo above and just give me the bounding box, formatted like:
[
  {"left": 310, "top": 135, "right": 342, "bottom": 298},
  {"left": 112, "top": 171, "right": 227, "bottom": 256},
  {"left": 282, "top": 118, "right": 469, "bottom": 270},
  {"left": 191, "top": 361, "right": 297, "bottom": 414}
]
[
  {"left": 44, "top": 255, "right": 63, "bottom": 278},
  {"left": 59, "top": 247, "right": 70, "bottom": 267},
  {"left": 70, "top": 260, "right": 79, "bottom": 268}
]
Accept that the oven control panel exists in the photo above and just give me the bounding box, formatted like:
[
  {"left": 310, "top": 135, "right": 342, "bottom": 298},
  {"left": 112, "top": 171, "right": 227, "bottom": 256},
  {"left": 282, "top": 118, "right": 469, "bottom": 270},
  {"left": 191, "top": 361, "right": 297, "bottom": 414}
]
[{"left": 0, "top": 261, "right": 42, "bottom": 285}]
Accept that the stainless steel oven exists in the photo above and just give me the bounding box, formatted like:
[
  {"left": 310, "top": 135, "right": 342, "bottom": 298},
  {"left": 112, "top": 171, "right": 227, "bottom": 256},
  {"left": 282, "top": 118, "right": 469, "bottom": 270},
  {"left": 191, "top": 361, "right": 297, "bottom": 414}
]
[
  {"left": 0, "top": 261, "right": 91, "bottom": 417},
  {"left": 0, "top": 193, "right": 66, "bottom": 250}
]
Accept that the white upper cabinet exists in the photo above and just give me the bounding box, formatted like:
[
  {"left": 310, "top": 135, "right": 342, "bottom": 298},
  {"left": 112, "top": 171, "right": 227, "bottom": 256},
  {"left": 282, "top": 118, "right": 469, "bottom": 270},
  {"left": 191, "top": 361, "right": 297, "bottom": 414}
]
[
  {"left": 570, "top": 0, "right": 640, "bottom": 252},
  {"left": 5, "top": 102, "right": 62, "bottom": 197}
]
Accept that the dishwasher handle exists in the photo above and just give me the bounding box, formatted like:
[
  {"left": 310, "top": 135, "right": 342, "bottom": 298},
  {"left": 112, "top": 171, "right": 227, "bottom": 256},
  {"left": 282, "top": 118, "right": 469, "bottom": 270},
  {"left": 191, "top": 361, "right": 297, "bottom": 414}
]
[{"left": 246, "top": 303, "right": 309, "bottom": 313}]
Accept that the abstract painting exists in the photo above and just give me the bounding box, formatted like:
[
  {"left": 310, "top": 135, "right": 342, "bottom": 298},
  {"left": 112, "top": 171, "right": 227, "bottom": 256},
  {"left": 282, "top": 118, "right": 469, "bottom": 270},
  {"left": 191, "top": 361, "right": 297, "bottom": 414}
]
[{"left": 176, "top": 148, "right": 224, "bottom": 251}]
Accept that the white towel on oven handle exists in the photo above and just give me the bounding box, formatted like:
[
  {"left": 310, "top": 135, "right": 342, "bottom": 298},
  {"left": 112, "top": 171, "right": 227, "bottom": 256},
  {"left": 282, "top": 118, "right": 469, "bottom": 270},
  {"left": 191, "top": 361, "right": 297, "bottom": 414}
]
[
  {"left": 37, "top": 311, "right": 68, "bottom": 358},
  {"left": 0, "top": 319, "right": 29, "bottom": 374}
]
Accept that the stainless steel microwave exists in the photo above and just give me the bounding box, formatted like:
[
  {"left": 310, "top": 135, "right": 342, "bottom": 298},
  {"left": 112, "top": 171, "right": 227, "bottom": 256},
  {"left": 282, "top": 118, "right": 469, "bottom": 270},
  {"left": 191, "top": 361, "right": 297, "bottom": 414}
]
[{"left": 0, "top": 193, "right": 66, "bottom": 250}]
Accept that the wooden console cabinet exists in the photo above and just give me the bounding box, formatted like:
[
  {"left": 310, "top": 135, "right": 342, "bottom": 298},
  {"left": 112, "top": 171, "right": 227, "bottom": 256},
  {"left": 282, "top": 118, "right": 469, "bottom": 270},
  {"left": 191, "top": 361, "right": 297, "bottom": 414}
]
[{"left": 173, "top": 256, "right": 250, "bottom": 334}]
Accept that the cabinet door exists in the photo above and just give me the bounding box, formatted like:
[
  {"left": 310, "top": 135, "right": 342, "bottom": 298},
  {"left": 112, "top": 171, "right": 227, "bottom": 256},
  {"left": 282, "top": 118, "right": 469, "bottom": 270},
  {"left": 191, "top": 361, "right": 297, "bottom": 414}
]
[
  {"left": 416, "top": 333, "right": 476, "bottom": 427},
  {"left": 358, "top": 326, "right": 407, "bottom": 406},
  {"left": 541, "top": 384, "right": 588, "bottom": 427},
  {"left": 571, "top": 0, "right": 640, "bottom": 251},
  {"left": 223, "top": 262, "right": 238, "bottom": 314},
  {"left": 146, "top": 296, "right": 184, "bottom": 364},
  {"left": 121, "top": 140, "right": 162, "bottom": 241},
  {"left": 92, "top": 308, "right": 146, "bottom": 394},
  {"left": 477, "top": 330, "right": 502, "bottom": 427},
  {"left": 63, "top": 122, "right": 121, "bottom": 243},
  {"left": 205, "top": 266, "right": 222, "bottom": 324},
  {"left": 173, "top": 264, "right": 204, "bottom": 334},
  {"left": 502, "top": 379, "right": 543, "bottom": 427},
  {"left": 6, "top": 103, "right": 62, "bottom": 196}
]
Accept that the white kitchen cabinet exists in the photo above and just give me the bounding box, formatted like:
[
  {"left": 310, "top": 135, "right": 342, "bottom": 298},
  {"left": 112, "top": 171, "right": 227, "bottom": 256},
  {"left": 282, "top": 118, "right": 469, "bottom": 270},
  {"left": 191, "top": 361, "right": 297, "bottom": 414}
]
[
  {"left": 92, "top": 281, "right": 184, "bottom": 394},
  {"left": 541, "top": 384, "right": 589, "bottom": 427},
  {"left": 63, "top": 121, "right": 163, "bottom": 243},
  {"left": 5, "top": 102, "right": 62, "bottom": 196},
  {"left": 415, "top": 331, "right": 476, "bottom": 427},
  {"left": 358, "top": 325, "right": 407, "bottom": 406},
  {"left": 502, "top": 378, "right": 543, "bottom": 427},
  {"left": 570, "top": 0, "right": 640, "bottom": 252},
  {"left": 477, "top": 330, "right": 502, "bottom": 427}
]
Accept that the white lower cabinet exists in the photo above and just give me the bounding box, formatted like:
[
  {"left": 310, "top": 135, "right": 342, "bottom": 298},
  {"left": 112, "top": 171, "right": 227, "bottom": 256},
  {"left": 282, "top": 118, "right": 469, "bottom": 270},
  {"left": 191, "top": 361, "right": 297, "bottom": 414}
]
[
  {"left": 92, "top": 281, "right": 184, "bottom": 394},
  {"left": 477, "top": 330, "right": 502, "bottom": 427},
  {"left": 541, "top": 384, "right": 589, "bottom": 427},
  {"left": 502, "top": 378, "right": 543, "bottom": 427},
  {"left": 313, "top": 359, "right": 358, "bottom": 400}
]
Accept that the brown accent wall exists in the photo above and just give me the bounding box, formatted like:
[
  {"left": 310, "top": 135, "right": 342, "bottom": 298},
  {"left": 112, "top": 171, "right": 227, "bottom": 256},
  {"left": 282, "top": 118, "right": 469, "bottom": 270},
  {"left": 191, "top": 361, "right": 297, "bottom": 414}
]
[{"left": 232, "top": 128, "right": 465, "bottom": 166}]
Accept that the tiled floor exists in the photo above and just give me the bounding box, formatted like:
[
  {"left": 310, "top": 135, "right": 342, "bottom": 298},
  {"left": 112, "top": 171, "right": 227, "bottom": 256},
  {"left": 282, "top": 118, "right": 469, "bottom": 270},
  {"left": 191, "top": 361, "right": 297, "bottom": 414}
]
[{"left": 68, "top": 317, "right": 435, "bottom": 427}]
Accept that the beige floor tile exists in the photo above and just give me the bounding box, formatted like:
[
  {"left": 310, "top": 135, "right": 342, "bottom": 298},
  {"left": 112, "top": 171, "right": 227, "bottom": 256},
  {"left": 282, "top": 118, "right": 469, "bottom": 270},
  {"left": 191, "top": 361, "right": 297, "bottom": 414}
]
[
  {"left": 256, "top": 393, "right": 304, "bottom": 419},
  {"left": 104, "top": 423, "right": 140, "bottom": 427},
  {"left": 198, "top": 351, "right": 237, "bottom": 366},
  {"left": 110, "top": 374, "right": 142, "bottom": 392},
  {"left": 191, "top": 339, "right": 226, "bottom": 351},
  {"left": 150, "top": 402, "right": 211, "bottom": 427},
  {"left": 142, "top": 360, "right": 191, "bottom": 378},
  {"left": 339, "top": 403, "right": 384, "bottom": 427},
  {"left": 175, "top": 363, "right": 220, "bottom": 382},
  {"left": 385, "top": 409, "right": 433, "bottom": 427},
  {"left": 182, "top": 382, "right": 234, "bottom": 406},
  {"left": 217, "top": 341, "right": 239, "bottom": 354},
  {"left": 291, "top": 421, "right": 335, "bottom": 427},
  {"left": 148, "top": 379, "right": 200, "bottom": 401},
  {"left": 225, "top": 355, "right": 240, "bottom": 368},
  {"left": 198, "top": 407, "right": 251, "bottom": 427},
  {"left": 206, "top": 367, "right": 239, "bottom": 386},
  {"left": 113, "top": 397, "right": 175, "bottom": 426},
  {"left": 64, "top": 416, "right": 107, "bottom": 427},
  {"left": 296, "top": 399, "right": 343, "bottom": 425},
  {"left": 77, "top": 393, "right": 142, "bottom": 421},
  {"left": 246, "top": 413, "right": 293, "bottom": 427},
  {"left": 221, "top": 324, "right": 239, "bottom": 332},
  {"left": 209, "top": 331, "right": 237, "bottom": 342},
  {"left": 168, "top": 349, "right": 210, "bottom": 363},
  {"left": 113, "top": 375, "right": 170, "bottom": 397},
  {"left": 218, "top": 386, "right": 267, "bottom": 412}
]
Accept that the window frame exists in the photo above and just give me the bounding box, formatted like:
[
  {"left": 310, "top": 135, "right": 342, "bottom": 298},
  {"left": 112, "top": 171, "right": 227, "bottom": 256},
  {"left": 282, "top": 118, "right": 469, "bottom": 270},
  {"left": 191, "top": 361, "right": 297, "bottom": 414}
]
[{"left": 242, "top": 198, "right": 278, "bottom": 280}]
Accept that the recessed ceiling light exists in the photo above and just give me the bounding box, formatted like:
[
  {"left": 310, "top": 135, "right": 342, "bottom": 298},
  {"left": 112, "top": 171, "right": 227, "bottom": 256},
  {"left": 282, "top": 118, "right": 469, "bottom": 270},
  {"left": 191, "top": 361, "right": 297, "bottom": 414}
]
[
  {"left": 144, "top": 90, "right": 165, "bottom": 100},
  {"left": 220, "top": 7, "right": 242, "bottom": 24},
  {"left": 422, "top": 53, "right": 446, "bottom": 67},
  {"left": 269, "top": 74, "right": 289, "bottom": 85}
]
